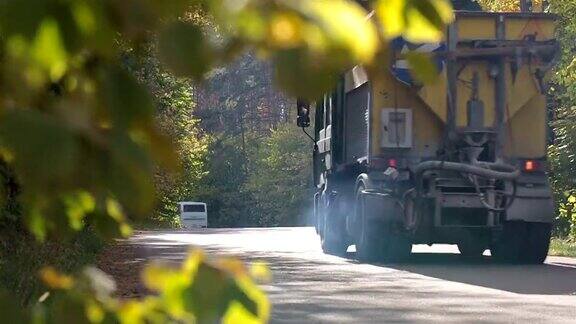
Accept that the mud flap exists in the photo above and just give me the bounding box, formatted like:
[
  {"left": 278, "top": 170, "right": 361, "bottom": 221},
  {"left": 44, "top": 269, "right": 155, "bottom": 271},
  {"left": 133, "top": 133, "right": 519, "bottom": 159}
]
[
  {"left": 506, "top": 186, "right": 554, "bottom": 223},
  {"left": 361, "top": 191, "right": 402, "bottom": 222}
]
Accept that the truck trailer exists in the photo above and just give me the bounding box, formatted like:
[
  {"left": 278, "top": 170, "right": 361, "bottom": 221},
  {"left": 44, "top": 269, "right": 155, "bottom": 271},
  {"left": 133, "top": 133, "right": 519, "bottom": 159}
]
[{"left": 296, "top": 2, "right": 559, "bottom": 263}]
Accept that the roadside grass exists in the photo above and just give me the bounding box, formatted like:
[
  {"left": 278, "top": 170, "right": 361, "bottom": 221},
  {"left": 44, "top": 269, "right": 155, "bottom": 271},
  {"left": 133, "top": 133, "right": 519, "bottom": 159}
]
[
  {"left": 549, "top": 238, "right": 576, "bottom": 257},
  {"left": 0, "top": 226, "right": 104, "bottom": 306}
]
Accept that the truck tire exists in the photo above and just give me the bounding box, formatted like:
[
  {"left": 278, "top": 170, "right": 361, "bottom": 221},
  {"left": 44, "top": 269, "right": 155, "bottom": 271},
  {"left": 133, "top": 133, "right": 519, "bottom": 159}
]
[
  {"left": 320, "top": 203, "right": 348, "bottom": 256},
  {"left": 354, "top": 186, "right": 411, "bottom": 263},
  {"left": 457, "top": 231, "right": 487, "bottom": 258},
  {"left": 314, "top": 193, "right": 323, "bottom": 235},
  {"left": 522, "top": 222, "right": 552, "bottom": 264},
  {"left": 458, "top": 242, "right": 487, "bottom": 258},
  {"left": 316, "top": 206, "right": 324, "bottom": 237},
  {"left": 381, "top": 228, "right": 412, "bottom": 263},
  {"left": 491, "top": 221, "right": 551, "bottom": 264},
  {"left": 491, "top": 221, "right": 525, "bottom": 263},
  {"left": 355, "top": 185, "right": 382, "bottom": 262}
]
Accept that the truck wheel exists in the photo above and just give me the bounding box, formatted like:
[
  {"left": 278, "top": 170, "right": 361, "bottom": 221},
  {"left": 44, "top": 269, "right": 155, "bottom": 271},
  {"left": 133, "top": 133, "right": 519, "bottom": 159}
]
[
  {"left": 314, "top": 193, "right": 323, "bottom": 235},
  {"left": 491, "top": 222, "right": 551, "bottom": 264},
  {"left": 320, "top": 204, "right": 348, "bottom": 256},
  {"left": 381, "top": 228, "right": 412, "bottom": 263},
  {"left": 491, "top": 221, "right": 525, "bottom": 263},
  {"left": 355, "top": 186, "right": 382, "bottom": 262},
  {"left": 457, "top": 232, "right": 487, "bottom": 258},
  {"left": 355, "top": 186, "right": 412, "bottom": 263},
  {"left": 521, "top": 222, "right": 551, "bottom": 264},
  {"left": 316, "top": 207, "right": 324, "bottom": 237},
  {"left": 458, "top": 241, "right": 486, "bottom": 258}
]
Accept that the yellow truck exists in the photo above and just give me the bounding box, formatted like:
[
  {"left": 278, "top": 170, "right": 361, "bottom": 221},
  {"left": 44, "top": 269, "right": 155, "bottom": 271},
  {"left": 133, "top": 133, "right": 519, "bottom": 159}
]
[{"left": 297, "top": 2, "right": 559, "bottom": 263}]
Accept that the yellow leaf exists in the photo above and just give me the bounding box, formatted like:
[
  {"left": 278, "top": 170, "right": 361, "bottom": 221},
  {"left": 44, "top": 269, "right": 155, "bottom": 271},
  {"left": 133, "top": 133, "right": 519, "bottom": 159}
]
[
  {"left": 120, "top": 223, "right": 133, "bottom": 237},
  {"left": 106, "top": 198, "right": 126, "bottom": 222},
  {"left": 39, "top": 267, "right": 74, "bottom": 289},
  {"left": 182, "top": 249, "right": 204, "bottom": 276},
  {"left": 142, "top": 263, "right": 179, "bottom": 292},
  {"left": 232, "top": 275, "right": 270, "bottom": 323},
  {"left": 86, "top": 300, "right": 105, "bottom": 323},
  {"left": 305, "top": 0, "right": 379, "bottom": 63},
  {"left": 117, "top": 300, "right": 150, "bottom": 324},
  {"left": 269, "top": 12, "right": 303, "bottom": 49},
  {"left": 404, "top": 0, "right": 453, "bottom": 42},
  {"left": 249, "top": 262, "right": 272, "bottom": 283},
  {"left": 223, "top": 301, "right": 264, "bottom": 324},
  {"left": 217, "top": 258, "right": 248, "bottom": 278},
  {"left": 376, "top": 0, "right": 406, "bottom": 39},
  {"left": 32, "top": 18, "right": 68, "bottom": 81},
  {"left": 376, "top": 0, "right": 454, "bottom": 42}
]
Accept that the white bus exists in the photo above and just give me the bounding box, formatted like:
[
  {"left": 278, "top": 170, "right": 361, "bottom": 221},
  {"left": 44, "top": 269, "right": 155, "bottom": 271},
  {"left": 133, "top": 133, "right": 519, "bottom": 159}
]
[{"left": 179, "top": 202, "right": 208, "bottom": 228}]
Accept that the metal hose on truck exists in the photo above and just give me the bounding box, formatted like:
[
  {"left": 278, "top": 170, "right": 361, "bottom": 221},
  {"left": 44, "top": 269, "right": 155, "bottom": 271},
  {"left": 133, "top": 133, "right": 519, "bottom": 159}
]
[{"left": 414, "top": 160, "right": 520, "bottom": 212}]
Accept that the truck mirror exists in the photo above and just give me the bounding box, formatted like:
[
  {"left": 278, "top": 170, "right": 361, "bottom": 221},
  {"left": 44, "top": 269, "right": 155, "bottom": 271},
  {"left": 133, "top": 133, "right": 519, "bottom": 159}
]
[{"left": 296, "top": 99, "right": 311, "bottom": 128}]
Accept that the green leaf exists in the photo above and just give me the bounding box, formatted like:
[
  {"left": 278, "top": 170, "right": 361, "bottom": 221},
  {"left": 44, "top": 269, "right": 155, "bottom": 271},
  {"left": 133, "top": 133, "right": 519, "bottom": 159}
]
[
  {"left": 99, "top": 66, "right": 155, "bottom": 129},
  {"left": 106, "top": 133, "right": 155, "bottom": 215},
  {"left": 405, "top": 52, "right": 439, "bottom": 84},
  {"left": 0, "top": 292, "right": 30, "bottom": 323},
  {"left": 0, "top": 110, "right": 79, "bottom": 188},
  {"left": 158, "top": 21, "right": 214, "bottom": 79},
  {"left": 0, "top": 0, "right": 48, "bottom": 39},
  {"left": 376, "top": 0, "right": 454, "bottom": 42},
  {"left": 288, "top": 0, "right": 379, "bottom": 63},
  {"left": 32, "top": 18, "right": 69, "bottom": 81},
  {"left": 63, "top": 191, "right": 96, "bottom": 231},
  {"left": 273, "top": 48, "right": 338, "bottom": 100}
]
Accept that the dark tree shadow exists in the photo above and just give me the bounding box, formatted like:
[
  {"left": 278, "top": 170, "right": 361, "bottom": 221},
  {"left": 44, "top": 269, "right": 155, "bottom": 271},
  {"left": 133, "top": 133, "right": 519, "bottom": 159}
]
[{"left": 358, "top": 252, "right": 576, "bottom": 295}]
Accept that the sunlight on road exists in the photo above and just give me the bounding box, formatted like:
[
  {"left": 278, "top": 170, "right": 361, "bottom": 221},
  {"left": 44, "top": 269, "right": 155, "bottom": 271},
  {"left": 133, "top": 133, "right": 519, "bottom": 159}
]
[{"left": 131, "top": 227, "right": 576, "bottom": 323}]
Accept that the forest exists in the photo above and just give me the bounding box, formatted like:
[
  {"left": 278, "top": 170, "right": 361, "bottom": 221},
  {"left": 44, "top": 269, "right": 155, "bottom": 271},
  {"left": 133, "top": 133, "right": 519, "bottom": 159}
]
[{"left": 0, "top": 0, "right": 575, "bottom": 323}]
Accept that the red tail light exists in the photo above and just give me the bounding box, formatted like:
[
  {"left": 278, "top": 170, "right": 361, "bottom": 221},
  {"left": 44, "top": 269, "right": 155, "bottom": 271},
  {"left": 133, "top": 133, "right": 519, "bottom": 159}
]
[
  {"left": 524, "top": 160, "right": 543, "bottom": 172},
  {"left": 388, "top": 159, "right": 398, "bottom": 168}
]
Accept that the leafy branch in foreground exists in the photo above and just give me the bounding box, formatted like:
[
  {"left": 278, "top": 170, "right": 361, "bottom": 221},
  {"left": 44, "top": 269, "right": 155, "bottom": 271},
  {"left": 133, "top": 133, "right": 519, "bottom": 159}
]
[
  {"left": 4, "top": 251, "right": 270, "bottom": 324},
  {"left": 0, "top": 0, "right": 453, "bottom": 244},
  {"left": 0, "top": 0, "right": 453, "bottom": 321}
]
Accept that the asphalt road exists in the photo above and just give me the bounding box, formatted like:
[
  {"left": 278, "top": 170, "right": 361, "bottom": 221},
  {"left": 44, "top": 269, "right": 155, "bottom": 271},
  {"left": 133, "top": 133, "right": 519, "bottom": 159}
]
[{"left": 130, "top": 227, "right": 576, "bottom": 323}]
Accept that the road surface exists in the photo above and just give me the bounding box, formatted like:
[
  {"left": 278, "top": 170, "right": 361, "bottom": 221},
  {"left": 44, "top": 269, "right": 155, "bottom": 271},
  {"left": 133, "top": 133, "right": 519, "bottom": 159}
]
[{"left": 126, "top": 227, "right": 576, "bottom": 323}]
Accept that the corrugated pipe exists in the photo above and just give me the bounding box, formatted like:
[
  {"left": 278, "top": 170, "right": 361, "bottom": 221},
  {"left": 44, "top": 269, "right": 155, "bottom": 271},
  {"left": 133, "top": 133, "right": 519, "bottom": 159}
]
[{"left": 415, "top": 160, "right": 520, "bottom": 193}]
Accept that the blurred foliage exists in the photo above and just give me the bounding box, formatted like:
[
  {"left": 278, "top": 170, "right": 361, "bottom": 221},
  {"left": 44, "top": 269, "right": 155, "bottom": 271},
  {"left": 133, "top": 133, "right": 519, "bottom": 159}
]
[
  {"left": 547, "top": 0, "right": 576, "bottom": 238},
  {"left": 0, "top": 0, "right": 454, "bottom": 322},
  {"left": 3, "top": 250, "right": 269, "bottom": 324},
  {"left": 195, "top": 53, "right": 295, "bottom": 227},
  {"left": 0, "top": 227, "right": 103, "bottom": 307},
  {"left": 127, "top": 45, "right": 211, "bottom": 228},
  {"left": 477, "top": 0, "right": 546, "bottom": 12},
  {"left": 0, "top": 0, "right": 453, "bottom": 241},
  {"left": 202, "top": 134, "right": 258, "bottom": 227},
  {"left": 247, "top": 124, "right": 314, "bottom": 227}
]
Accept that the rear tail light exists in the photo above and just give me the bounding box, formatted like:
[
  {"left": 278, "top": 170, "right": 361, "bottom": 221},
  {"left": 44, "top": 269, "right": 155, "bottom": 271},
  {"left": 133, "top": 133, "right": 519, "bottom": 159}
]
[
  {"left": 369, "top": 158, "right": 401, "bottom": 170},
  {"left": 523, "top": 160, "right": 544, "bottom": 172}
]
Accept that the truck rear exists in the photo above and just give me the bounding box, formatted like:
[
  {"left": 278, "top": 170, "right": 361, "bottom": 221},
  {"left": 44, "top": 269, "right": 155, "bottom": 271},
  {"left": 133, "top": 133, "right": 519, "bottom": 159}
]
[{"left": 298, "top": 5, "right": 559, "bottom": 263}]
